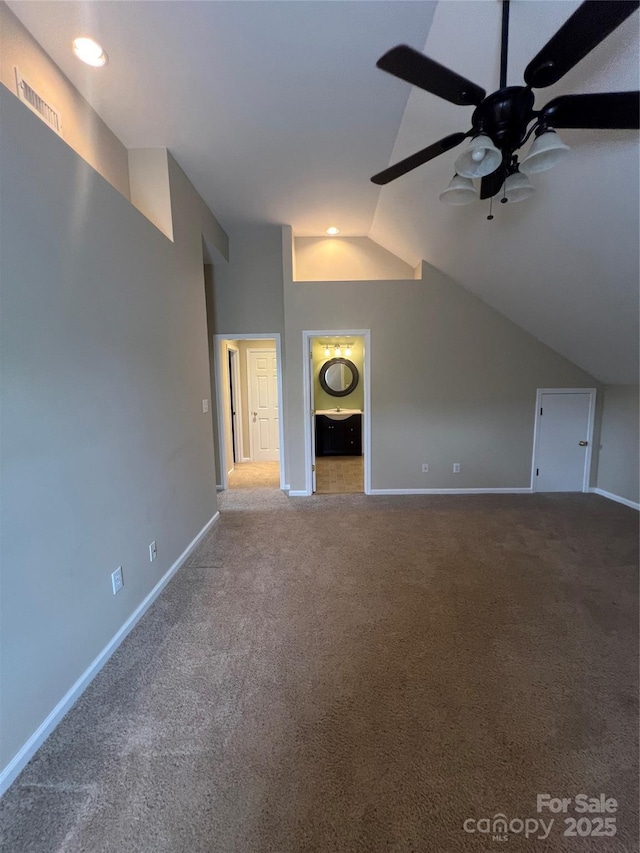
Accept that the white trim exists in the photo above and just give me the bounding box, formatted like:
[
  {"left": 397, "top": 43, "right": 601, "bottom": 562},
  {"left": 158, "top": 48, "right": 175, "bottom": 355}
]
[
  {"left": 530, "top": 388, "right": 597, "bottom": 493},
  {"left": 227, "top": 344, "right": 244, "bottom": 464},
  {"left": 241, "top": 457, "right": 252, "bottom": 463},
  {"left": 288, "top": 490, "right": 309, "bottom": 497},
  {"left": 213, "top": 334, "right": 286, "bottom": 491},
  {"left": 590, "top": 487, "right": 640, "bottom": 511},
  {"left": 0, "top": 511, "right": 220, "bottom": 797},
  {"left": 369, "top": 488, "right": 532, "bottom": 496},
  {"left": 216, "top": 485, "right": 224, "bottom": 492},
  {"left": 302, "top": 329, "right": 371, "bottom": 496}
]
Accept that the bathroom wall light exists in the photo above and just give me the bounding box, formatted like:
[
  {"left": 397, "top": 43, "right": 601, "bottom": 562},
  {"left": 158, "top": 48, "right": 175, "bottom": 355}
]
[
  {"left": 345, "top": 345, "right": 352, "bottom": 356},
  {"left": 72, "top": 37, "right": 108, "bottom": 67},
  {"left": 323, "top": 346, "right": 331, "bottom": 357},
  {"left": 334, "top": 346, "right": 342, "bottom": 356}
]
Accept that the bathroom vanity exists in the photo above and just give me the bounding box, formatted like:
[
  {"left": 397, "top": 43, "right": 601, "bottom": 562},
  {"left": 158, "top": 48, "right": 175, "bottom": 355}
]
[{"left": 315, "top": 412, "right": 362, "bottom": 456}]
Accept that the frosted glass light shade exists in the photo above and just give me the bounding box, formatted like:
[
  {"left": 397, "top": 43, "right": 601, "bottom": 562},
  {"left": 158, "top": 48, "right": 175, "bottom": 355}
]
[
  {"left": 439, "top": 174, "right": 477, "bottom": 205},
  {"left": 520, "top": 130, "right": 570, "bottom": 175},
  {"left": 503, "top": 171, "right": 534, "bottom": 203},
  {"left": 454, "top": 135, "right": 502, "bottom": 178}
]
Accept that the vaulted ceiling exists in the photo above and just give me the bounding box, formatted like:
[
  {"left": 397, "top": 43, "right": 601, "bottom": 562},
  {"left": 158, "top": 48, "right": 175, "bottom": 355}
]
[{"left": 8, "top": 0, "right": 640, "bottom": 383}]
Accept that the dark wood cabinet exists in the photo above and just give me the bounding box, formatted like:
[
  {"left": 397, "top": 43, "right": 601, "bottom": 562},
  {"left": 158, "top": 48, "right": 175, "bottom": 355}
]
[{"left": 315, "top": 414, "right": 362, "bottom": 456}]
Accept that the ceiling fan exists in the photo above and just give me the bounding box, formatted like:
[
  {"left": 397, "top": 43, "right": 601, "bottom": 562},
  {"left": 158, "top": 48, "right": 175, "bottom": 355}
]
[{"left": 371, "top": 0, "right": 640, "bottom": 210}]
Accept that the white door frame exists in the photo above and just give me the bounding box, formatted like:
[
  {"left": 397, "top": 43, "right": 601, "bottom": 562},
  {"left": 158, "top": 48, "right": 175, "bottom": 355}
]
[
  {"left": 227, "top": 345, "right": 243, "bottom": 464},
  {"left": 214, "top": 333, "right": 286, "bottom": 491},
  {"left": 246, "top": 345, "right": 279, "bottom": 463},
  {"left": 302, "top": 329, "right": 371, "bottom": 496},
  {"left": 530, "top": 388, "right": 597, "bottom": 493}
]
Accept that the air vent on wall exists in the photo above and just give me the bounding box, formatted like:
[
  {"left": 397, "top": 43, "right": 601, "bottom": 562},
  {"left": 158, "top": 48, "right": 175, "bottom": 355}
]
[{"left": 14, "top": 68, "right": 62, "bottom": 137}]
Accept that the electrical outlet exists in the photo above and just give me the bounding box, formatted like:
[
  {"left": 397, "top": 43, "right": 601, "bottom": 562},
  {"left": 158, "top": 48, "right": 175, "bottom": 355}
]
[
  {"left": 421, "top": 463, "right": 429, "bottom": 473},
  {"left": 111, "top": 567, "right": 123, "bottom": 595},
  {"left": 202, "top": 399, "right": 209, "bottom": 413},
  {"left": 149, "top": 541, "right": 157, "bottom": 562},
  {"left": 453, "top": 463, "right": 460, "bottom": 473}
]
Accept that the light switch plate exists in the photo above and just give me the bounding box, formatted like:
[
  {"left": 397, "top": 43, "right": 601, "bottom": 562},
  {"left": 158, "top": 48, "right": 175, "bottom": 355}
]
[{"left": 202, "top": 399, "right": 209, "bottom": 413}]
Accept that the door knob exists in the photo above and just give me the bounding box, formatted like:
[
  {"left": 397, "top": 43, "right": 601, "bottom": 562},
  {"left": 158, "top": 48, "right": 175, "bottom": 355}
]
[{"left": 579, "top": 440, "right": 588, "bottom": 446}]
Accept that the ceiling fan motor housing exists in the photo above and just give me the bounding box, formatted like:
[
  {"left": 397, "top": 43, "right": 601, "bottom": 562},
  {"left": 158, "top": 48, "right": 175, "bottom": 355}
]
[{"left": 472, "top": 87, "right": 536, "bottom": 154}]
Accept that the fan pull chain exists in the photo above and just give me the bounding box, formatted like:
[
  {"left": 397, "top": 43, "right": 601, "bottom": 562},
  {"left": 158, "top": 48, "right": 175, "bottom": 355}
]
[{"left": 487, "top": 196, "right": 494, "bottom": 220}]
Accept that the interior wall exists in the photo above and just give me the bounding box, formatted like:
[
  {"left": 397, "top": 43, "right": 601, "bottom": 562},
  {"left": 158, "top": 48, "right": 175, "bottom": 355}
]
[
  {"left": 284, "top": 259, "right": 599, "bottom": 493},
  {"left": 312, "top": 337, "right": 364, "bottom": 412},
  {"left": 294, "top": 236, "right": 418, "bottom": 281},
  {"left": 128, "top": 148, "right": 174, "bottom": 240},
  {"left": 213, "top": 225, "right": 285, "bottom": 336},
  {"left": 596, "top": 384, "right": 639, "bottom": 504},
  {"left": 0, "top": 88, "right": 227, "bottom": 775},
  {"left": 0, "top": 1, "right": 130, "bottom": 200}
]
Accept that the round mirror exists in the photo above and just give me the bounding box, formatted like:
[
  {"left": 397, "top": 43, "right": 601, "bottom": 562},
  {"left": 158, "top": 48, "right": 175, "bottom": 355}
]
[{"left": 319, "top": 357, "right": 359, "bottom": 397}]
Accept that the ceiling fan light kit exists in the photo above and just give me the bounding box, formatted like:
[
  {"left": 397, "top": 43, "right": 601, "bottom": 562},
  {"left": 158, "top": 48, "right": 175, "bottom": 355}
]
[
  {"left": 371, "top": 0, "right": 639, "bottom": 217},
  {"left": 502, "top": 170, "right": 534, "bottom": 203},
  {"left": 520, "top": 129, "right": 571, "bottom": 175},
  {"left": 454, "top": 134, "right": 502, "bottom": 179},
  {"left": 439, "top": 174, "right": 478, "bottom": 205}
]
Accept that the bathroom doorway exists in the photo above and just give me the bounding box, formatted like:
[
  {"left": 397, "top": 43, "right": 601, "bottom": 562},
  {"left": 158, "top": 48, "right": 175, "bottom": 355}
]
[
  {"left": 214, "top": 334, "right": 285, "bottom": 491},
  {"left": 303, "top": 330, "right": 371, "bottom": 496}
]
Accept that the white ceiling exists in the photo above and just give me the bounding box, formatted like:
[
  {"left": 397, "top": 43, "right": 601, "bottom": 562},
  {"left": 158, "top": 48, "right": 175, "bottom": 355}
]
[{"left": 8, "top": 0, "right": 640, "bottom": 383}]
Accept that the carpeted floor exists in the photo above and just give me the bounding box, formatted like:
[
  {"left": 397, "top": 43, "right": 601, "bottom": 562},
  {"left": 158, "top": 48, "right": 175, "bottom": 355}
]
[{"left": 1, "top": 491, "right": 638, "bottom": 852}]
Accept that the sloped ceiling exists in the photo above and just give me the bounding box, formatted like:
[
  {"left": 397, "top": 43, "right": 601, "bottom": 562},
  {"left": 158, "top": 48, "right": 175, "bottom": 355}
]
[
  {"left": 369, "top": 0, "right": 640, "bottom": 384},
  {"left": 7, "top": 0, "right": 640, "bottom": 383}
]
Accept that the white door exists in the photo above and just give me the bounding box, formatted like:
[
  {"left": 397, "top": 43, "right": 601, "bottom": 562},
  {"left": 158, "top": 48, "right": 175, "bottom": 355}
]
[
  {"left": 248, "top": 349, "right": 279, "bottom": 462},
  {"left": 535, "top": 392, "right": 594, "bottom": 492}
]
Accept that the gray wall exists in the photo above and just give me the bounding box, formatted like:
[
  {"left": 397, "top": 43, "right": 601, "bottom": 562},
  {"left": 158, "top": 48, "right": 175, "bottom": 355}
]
[
  {"left": 213, "top": 224, "right": 285, "bottom": 337},
  {"left": 596, "top": 385, "right": 639, "bottom": 504},
  {"left": 0, "top": 88, "right": 226, "bottom": 771},
  {"left": 284, "top": 261, "right": 598, "bottom": 492}
]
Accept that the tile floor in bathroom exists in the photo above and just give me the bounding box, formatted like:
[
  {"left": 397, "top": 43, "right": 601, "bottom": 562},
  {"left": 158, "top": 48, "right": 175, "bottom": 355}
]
[{"left": 315, "top": 455, "right": 364, "bottom": 494}]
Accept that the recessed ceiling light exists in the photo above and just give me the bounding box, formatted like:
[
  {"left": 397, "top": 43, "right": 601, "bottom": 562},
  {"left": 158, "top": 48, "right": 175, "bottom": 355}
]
[
  {"left": 326, "top": 227, "right": 340, "bottom": 236},
  {"left": 72, "top": 37, "right": 108, "bottom": 67}
]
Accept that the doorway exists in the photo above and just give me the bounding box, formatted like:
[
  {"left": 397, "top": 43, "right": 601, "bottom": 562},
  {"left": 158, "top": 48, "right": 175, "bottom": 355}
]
[
  {"left": 214, "top": 334, "right": 285, "bottom": 491},
  {"left": 302, "top": 329, "right": 371, "bottom": 496},
  {"left": 532, "top": 388, "right": 596, "bottom": 492}
]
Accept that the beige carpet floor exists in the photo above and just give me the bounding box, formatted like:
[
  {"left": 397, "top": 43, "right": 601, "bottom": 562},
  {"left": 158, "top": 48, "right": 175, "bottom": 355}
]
[{"left": 1, "top": 492, "right": 638, "bottom": 852}]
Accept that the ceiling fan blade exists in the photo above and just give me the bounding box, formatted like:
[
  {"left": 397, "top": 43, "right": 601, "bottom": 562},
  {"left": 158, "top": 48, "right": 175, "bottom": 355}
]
[
  {"left": 371, "top": 133, "right": 469, "bottom": 185},
  {"left": 480, "top": 161, "right": 507, "bottom": 200},
  {"left": 377, "top": 45, "right": 486, "bottom": 106},
  {"left": 524, "top": 1, "right": 640, "bottom": 89},
  {"left": 541, "top": 92, "right": 640, "bottom": 129}
]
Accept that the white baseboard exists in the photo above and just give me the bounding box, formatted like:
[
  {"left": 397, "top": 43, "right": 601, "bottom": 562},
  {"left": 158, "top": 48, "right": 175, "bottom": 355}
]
[
  {"left": 589, "top": 487, "right": 640, "bottom": 511},
  {"left": 241, "top": 457, "right": 252, "bottom": 463},
  {"left": 0, "top": 511, "right": 220, "bottom": 797},
  {"left": 369, "top": 487, "right": 533, "bottom": 496},
  {"left": 216, "top": 484, "right": 224, "bottom": 491},
  {"left": 288, "top": 490, "right": 311, "bottom": 497}
]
